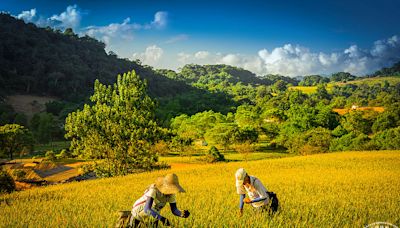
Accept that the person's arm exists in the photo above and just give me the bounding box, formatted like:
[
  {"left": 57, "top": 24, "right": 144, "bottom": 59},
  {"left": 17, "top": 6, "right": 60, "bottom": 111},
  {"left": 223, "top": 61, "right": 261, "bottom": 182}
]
[
  {"left": 249, "top": 196, "right": 268, "bottom": 203},
  {"left": 170, "top": 203, "right": 190, "bottom": 218},
  {"left": 170, "top": 203, "right": 182, "bottom": 217},
  {"left": 143, "top": 197, "right": 166, "bottom": 221},
  {"left": 239, "top": 194, "right": 245, "bottom": 209},
  {"left": 249, "top": 179, "right": 269, "bottom": 203}
]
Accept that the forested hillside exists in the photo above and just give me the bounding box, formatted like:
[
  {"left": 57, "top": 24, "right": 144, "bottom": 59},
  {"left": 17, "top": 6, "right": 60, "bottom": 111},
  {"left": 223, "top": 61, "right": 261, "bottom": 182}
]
[{"left": 0, "top": 13, "right": 193, "bottom": 101}]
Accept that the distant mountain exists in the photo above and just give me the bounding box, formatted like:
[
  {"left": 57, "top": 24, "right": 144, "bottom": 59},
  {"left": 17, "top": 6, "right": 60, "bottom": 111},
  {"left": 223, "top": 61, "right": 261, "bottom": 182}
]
[{"left": 372, "top": 61, "right": 400, "bottom": 77}]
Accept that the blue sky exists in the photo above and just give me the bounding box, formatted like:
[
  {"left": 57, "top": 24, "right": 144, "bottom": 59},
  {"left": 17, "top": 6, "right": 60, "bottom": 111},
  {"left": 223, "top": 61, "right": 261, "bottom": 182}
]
[{"left": 2, "top": 0, "right": 400, "bottom": 76}]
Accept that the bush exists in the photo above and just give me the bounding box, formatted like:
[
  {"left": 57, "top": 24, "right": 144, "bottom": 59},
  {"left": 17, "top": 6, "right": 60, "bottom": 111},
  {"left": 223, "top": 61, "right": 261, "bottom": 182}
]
[
  {"left": 45, "top": 150, "right": 56, "bottom": 161},
  {"left": 329, "top": 133, "right": 356, "bottom": 151},
  {"left": 12, "top": 169, "right": 26, "bottom": 181},
  {"left": 58, "top": 149, "right": 69, "bottom": 159},
  {"left": 330, "top": 132, "right": 375, "bottom": 151},
  {"left": 234, "top": 142, "right": 255, "bottom": 161},
  {"left": 151, "top": 141, "right": 170, "bottom": 156},
  {"left": 205, "top": 146, "right": 225, "bottom": 163},
  {"left": 287, "top": 127, "right": 332, "bottom": 155},
  {"left": 372, "top": 126, "right": 400, "bottom": 150},
  {"left": 0, "top": 169, "right": 16, "bottom": 194}
]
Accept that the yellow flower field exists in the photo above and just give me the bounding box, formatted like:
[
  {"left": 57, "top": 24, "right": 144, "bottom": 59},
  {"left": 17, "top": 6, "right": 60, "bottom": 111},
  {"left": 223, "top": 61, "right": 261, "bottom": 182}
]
[{"left": 1, "top": 151, "right": 399, "bottom": 227}]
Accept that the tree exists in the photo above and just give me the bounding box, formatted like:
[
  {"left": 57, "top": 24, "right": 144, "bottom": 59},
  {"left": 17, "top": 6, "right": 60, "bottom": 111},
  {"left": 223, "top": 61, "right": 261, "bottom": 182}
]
[
  {"left": 204, "top": 123, "right": 238, "bottom": 151},
  {"left": 65, "top": 71, "right": 163, "bottom": 176},
  {"left": 372, "top": 127, "right": 400, "bottom": 150},
  {"left": 0, "top": 124, "right": 31, "bottom": 160},
  {"left": 272, "top": 80, "right": 288, "bottom": 93},
  {"left": 205, "top": 146, "right": 225, "bottom": 163},
  {"left": 30, "top": 112, "right": 59, "bottom": 144},
  {"left": 330, "top": 72, "right": 356, "bottom": 82},
  {"left": 0, "top": 169, "right": 15, "bottom": 194}
]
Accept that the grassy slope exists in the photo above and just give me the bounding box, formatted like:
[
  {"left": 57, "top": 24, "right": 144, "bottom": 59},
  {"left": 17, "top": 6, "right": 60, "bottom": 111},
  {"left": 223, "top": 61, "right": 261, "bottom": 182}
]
[{"left": 1, "top": 151, "right": 399, "bottom": 227}]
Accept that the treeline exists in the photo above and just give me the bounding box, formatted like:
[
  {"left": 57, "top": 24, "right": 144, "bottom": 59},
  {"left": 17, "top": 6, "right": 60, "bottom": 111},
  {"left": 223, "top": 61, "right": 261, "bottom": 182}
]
[
  {"left": 170, "top": 81, "right": 400, "bottom": 154},
  {"left": 371, "top": 61, "right": 400, "bottom": 77}
]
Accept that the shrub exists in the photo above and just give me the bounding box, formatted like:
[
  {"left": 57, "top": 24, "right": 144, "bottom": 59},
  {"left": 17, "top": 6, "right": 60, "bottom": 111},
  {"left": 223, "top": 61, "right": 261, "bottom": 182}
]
[
  {"left": 45, "top": 150, "right": 56, "bottom": 161},
  {"left": 58, "top": 149, "right": 69, "bottom": 159},
  {"left": 205, "top": 146, "right": 225, "bottom": 163},
  {"left": 372, "top": 126, "right": 400, "bottom": 150},
  {"left": 234, "top": 142, "right": 255, "bottom": 161},
  {"left": 151, "top": 141, "right": 170, "bottom": 156},
  {"left": 12, "top": 169, "right": 26, "bottom": 181},
  {"left": 0, "top": 169, "right": 16, "bottom": 194}
]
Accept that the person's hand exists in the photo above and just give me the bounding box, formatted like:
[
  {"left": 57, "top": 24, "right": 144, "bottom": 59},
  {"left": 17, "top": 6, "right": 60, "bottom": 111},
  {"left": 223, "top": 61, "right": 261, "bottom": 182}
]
[
  {"left": 181, "top": 210, "right": 190, "bottom": 218},
  {"left": 238, "top": 209, "right": 243, "bottom": 217},
  {"left": 243, "top": 198, "right": 252, "bottom": 204}
]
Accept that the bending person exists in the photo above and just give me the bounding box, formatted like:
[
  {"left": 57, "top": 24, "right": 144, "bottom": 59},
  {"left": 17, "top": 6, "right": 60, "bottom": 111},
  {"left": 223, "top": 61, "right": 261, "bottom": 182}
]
[
  {"left": 235, "top": 168, "right": 279, "bottom": 216},
  {"left": 130, "top": 173, "right": 190, "bottom": 227}
]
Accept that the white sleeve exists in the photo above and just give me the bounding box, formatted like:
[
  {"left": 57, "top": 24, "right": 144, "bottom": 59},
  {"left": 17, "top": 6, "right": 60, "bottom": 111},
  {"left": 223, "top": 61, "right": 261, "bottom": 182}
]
[{"left": 254, "top": 179, "right": 268, "bottom": 198}]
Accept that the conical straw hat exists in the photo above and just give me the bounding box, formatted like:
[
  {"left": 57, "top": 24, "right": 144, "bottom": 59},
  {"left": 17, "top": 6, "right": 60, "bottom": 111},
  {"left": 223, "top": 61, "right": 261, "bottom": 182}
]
[{"left": 155, "top": 173, "right": 185, "bottom": 194}]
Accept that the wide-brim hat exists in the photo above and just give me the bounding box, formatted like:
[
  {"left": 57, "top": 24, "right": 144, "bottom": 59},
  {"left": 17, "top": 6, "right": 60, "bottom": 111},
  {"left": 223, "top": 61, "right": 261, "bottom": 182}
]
[
  {"left": 235, "top": 168, "right": 247, "bottom": 187},
  {"left": 155, "top": 173, "right": 185, "bottom": 195}
]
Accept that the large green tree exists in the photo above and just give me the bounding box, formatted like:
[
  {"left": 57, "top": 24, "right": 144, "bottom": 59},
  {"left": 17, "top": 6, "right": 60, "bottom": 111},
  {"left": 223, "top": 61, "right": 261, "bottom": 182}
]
[
  {"left": 0, "top": 124, "right": 31, "bottom": 160},
  {"left": 65, "top": 71, "right": 162, "bottom": 176}
]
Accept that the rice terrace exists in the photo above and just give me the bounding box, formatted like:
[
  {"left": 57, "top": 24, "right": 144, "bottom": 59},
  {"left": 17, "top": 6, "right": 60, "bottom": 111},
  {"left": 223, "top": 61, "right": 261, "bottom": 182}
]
[{"left": 1, "top": 0, "right": 400, "bottom": 227}]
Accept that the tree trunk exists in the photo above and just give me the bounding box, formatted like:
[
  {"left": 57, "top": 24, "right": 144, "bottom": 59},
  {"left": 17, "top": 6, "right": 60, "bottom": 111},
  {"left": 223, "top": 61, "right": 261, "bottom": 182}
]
[{"left": 9, "top": 147, "right": 13, "bottom": 160}]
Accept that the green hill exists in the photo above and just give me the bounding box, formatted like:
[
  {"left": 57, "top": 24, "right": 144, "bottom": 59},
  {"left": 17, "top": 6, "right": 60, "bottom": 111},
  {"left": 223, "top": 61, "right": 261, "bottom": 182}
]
[{"left": 0, "top": 13, "right": 194, "bottom": 101}]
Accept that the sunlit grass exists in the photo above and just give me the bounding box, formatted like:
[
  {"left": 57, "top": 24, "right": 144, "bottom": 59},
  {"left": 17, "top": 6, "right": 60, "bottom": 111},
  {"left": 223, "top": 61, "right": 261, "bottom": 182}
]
[{"left": 1, "top": 151, "right": 399, "bottom": 227}]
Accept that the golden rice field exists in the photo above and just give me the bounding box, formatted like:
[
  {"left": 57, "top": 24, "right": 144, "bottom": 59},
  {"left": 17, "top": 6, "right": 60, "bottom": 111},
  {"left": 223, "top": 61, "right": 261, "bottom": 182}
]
[{"left": 1, "top": 151, "right": 400, "bottom": 227}]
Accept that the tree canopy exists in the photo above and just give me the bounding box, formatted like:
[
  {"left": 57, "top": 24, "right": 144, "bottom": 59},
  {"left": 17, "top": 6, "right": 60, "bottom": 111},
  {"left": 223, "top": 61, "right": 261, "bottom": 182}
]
[{"left": 65, "top": 71, "right": 163, "bottom": 176}]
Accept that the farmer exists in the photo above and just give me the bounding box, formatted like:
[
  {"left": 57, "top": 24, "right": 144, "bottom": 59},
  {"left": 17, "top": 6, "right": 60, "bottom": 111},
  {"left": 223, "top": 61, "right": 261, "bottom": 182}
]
[
  {"left": 235, "top": 168, "right": 278, "bottom": 216},
  {"left": 129, "top": 173, "right": 190, "bottom": 227}
]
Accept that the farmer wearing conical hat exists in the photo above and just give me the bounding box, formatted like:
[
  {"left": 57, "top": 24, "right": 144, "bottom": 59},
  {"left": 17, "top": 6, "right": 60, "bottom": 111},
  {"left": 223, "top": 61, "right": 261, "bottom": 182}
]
[
  {"left": 235, "top": 168, "right": 279, "bottom": 216},
  {"left": 130, "top": 173, "right": 190, "bottom": 227}
]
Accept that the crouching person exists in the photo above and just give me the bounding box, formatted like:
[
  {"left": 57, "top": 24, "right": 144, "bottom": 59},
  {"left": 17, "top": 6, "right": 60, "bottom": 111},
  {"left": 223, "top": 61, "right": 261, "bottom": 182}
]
[
  {"left": 235, "top": 168, "right": 279, "bottom": 216},
  {"left": 130, "top": 173, "right": 190, "bottom": 227}
]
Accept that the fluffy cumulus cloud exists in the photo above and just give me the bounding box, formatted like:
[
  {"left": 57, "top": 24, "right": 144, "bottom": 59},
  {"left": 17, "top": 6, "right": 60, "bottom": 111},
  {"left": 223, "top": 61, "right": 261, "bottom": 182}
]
[
  {"left": 148, "top": 11, "right": 168, "bottom": 29},
  {"left": 14, "top": 7, "right": 167, "bottom": 47},
  {"left": 257, "top": 36, "right": 400, "bottom": 76},
  {"left": 48, "top": 5, "right": 81, "bottom": 29},
  {"left": 176, "top": 35, "right": 400, "bottom": 76},
  {"left": 17, "top": 8, "right": 36, "bottom": 22},
  {"left": 132, "top": 45, "right": 164, "bottom": 66},
  {"left": 15, "top": 5, "right": 82, "bottom": 30},
  {"left": 84, "top": 18, "right": 138, "bottom": 44},
  {"left": 82, "top": 11, "right": 168, "bottom": 45}
]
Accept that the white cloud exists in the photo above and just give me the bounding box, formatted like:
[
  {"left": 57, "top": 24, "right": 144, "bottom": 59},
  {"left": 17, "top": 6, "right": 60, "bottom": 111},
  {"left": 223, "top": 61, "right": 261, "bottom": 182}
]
[
  {"left": 256, "top": 36, "right": 400, "bottom": 76},
  {"left": 48, "top": 5, "right": 82, "bottom": 29},
  {"left": 15, "top": 5, "right": 82, "bottom": 30},
  {"left": 149, "top": 11, "right": 168, "bottom": 29},
  {"left": 84, "top": 17, "right": 138, "bottom": 44},
  {"left": 132, "top": 45, "right": 164, "bottom": 66},
  {"left": 82, "top": 11, "right": 168, "bottom": 46},
  {"left": 194, "top": 51, "right": 210, "bottom": 59},
  {"left": 165, "top": 34, "right": 189, "bottom": 44},
  {"left": 14, "top": 7, "right": 167, "bottom": 48},
  {"left": 17, "top": 8, "right": 36, "bottom": 22},
  {"left": 172, "top": 35, "right": 400, "bottom": 76}
]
